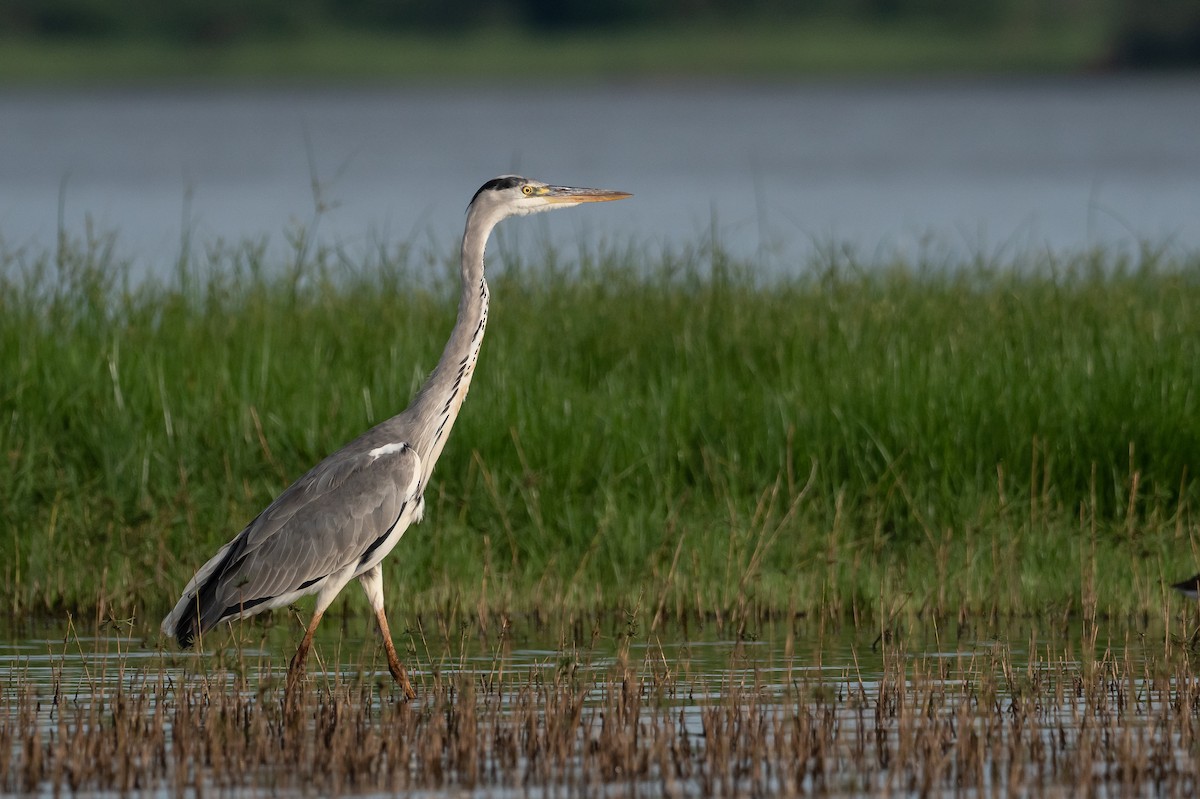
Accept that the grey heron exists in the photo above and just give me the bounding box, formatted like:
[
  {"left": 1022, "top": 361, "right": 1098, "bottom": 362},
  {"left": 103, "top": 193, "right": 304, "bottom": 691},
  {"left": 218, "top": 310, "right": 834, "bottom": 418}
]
[{"left": 162, "top": 176, "right": 631, "bottom": 699}]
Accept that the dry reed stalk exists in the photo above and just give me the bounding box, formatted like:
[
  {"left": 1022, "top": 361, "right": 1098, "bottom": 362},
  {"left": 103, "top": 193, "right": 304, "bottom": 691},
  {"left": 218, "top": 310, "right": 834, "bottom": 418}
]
[{"left": 3, "top": 628, "right": 1200, "bottom": 796}]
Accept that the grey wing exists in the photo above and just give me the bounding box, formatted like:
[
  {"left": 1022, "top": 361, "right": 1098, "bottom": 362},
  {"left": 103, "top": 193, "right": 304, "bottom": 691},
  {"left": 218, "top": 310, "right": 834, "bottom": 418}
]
[{"left": 164, "top": 442, "right": 422, "bottom": 645}]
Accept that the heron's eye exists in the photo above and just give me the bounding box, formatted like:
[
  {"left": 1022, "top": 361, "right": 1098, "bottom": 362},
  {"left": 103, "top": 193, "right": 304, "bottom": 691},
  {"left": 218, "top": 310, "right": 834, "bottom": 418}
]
[{"left": 522, "top": 185, "right": 534, "bottom": 196}]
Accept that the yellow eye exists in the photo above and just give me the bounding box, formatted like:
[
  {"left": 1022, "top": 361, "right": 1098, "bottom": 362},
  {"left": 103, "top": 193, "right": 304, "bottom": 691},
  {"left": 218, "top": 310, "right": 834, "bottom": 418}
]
[{"left": 522, "top": 185, "right": 534, "bottom": 196}]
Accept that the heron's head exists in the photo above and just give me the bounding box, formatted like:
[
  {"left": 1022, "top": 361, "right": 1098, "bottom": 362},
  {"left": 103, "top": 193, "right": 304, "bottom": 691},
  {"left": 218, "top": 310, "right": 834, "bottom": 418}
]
[{"left": 468, "top": 175, "right": 631, "bottom": 225}]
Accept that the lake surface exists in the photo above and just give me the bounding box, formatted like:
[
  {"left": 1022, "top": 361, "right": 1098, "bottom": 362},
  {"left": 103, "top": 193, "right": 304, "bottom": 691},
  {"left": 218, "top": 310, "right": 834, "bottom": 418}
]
[{"left": 1, "top": 76, "right": 1198, "bottom": 280}]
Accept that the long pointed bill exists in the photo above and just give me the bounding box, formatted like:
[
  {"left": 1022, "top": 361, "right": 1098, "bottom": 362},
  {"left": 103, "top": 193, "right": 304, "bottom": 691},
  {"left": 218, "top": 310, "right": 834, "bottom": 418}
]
[{"left": 543, "top": 185, "right": 632, "bottom": 204}]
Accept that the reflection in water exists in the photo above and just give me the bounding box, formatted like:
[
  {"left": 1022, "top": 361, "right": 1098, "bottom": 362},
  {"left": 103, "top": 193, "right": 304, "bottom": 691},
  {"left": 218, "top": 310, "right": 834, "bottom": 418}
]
[{"left": 3, "top": 618, "right": 1200, "bottom": 795}]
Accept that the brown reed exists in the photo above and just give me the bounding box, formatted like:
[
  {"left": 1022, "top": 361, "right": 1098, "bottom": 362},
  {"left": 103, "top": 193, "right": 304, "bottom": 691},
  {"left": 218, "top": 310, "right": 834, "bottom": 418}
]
[{"left": 4, "top": 622, "right": 1200, "bottom": 796}]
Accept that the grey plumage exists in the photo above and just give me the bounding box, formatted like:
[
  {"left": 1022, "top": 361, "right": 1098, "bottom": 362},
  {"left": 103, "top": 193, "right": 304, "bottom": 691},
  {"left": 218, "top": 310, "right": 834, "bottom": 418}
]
[
  {"left": 169, "top": 439, "right": 421, "bottom": 648},
  {"left": 161, "top": 176, "right": 630, "bottom": 697}
]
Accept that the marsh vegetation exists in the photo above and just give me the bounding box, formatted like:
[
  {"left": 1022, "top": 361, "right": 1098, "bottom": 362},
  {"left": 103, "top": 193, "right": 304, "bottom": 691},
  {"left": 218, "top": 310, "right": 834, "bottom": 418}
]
[
  {"left": 4, "top": 225, "right": 1200, "bottom": 793},
  {"left": 3, "top": 233, "right": 1199, "bottom": 627},
  {"left": 5, "top": 612, "right": 1200, "bottom": 796}
]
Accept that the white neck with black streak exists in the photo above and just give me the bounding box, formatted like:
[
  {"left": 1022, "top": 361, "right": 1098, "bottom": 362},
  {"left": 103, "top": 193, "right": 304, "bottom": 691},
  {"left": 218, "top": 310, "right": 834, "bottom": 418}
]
[{"left": 400, "top": 200, "right": 505, "bottom": 489}]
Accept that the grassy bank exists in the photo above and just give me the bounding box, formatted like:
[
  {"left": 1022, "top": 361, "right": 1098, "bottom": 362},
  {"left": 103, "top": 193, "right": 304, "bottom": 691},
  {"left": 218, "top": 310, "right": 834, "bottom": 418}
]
[
  {"left": 0, "top": 19, "right": 1108, "bottom": 85},
  {"left": 2, "top": 232, "right": 1199, "bottom": 631}
]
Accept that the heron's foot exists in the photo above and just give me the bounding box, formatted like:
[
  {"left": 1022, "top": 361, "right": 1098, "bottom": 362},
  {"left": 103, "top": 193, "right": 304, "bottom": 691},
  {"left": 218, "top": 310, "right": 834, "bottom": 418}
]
[
  {"left": 386, "top": 655, "right": 416, "bottom": 701},
  {"left": 395, "top": 671, "right": 417, "bottom": 701}
]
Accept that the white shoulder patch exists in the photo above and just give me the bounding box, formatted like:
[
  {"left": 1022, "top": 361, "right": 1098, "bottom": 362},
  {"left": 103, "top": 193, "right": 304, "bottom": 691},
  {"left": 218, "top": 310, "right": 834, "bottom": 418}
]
[{"left": 368, "top": 442, "right": 410, "bottom": 460}]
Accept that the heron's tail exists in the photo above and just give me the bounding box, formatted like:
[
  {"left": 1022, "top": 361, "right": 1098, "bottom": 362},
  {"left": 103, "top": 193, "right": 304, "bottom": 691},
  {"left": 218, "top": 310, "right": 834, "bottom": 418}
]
[
  {"left": 169, "top": 594, "right": 204, "bottom": 649},
  {"left": 161, "top": 537, "right": 247, "bottom": 648}
]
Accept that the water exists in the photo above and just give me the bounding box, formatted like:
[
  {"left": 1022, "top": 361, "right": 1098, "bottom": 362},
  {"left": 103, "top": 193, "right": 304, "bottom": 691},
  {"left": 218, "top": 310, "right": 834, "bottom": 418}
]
[
  {"left": 1, "top": 77, "right": 1198, "bottom": 281},
  {"left": 4, "top": 618, "right": 1200, "bottom": 796}
]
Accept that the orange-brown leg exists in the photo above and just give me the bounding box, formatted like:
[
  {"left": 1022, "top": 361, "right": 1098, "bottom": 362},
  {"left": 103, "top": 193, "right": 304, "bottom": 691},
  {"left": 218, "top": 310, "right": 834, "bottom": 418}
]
[
  {"left": 360, "top": 564, "right": 416, "bottom": 700},
  {"left": 287, "top": 609, "right": 324, "bottom": 687},
  {"left": 374, "top": 606, "right": 416, "bottom": 700}
]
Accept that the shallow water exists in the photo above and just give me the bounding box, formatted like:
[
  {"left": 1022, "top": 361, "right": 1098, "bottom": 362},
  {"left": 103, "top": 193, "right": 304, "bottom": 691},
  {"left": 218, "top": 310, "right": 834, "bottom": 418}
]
[{"left": 5, "top": 616, "right": 1200, "bottom": 796}]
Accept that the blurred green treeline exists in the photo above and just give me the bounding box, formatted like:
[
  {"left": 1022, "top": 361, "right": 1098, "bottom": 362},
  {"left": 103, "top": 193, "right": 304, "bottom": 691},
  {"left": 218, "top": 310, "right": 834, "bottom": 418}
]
[{"left": 1, "top": 0, "right": 1198, "bottom": 69}]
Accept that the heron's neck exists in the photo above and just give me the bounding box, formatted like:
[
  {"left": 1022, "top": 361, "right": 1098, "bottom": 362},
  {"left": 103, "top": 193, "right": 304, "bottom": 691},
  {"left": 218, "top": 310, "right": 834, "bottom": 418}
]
[{"left": 405, "top": 221, "right": 493, "bottom": 486}]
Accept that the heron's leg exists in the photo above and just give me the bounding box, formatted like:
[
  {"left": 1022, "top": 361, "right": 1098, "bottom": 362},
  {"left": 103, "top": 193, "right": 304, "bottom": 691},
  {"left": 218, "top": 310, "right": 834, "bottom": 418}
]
[
  {"left": 283, "top": 610, "right": 325, "bottom": 701},
  {"left": 287, "top": 566, "right": 357, "bottom": 685},
  {"left": 360, "top": 565, "right": 416, "bottom": 701},
  {"left": 288, "top": 610, "right": 324, "bottom": 677},
  {"left": 375, "top": 605, "right": 417, "bottom": 700}
]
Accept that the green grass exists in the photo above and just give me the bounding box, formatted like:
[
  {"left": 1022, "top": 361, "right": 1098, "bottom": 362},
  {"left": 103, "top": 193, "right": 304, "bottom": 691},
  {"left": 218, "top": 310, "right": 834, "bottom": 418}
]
[
  {"left": 2, "top": 230, "right": 1199, "bottom": 631},
  {"left": 0, "top": 18, "right": 1109, "bottom": 85}
]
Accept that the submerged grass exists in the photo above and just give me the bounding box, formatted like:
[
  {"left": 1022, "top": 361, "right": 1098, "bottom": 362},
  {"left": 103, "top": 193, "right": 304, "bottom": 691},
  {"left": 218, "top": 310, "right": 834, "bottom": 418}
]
[
  {"left": 2, "top": 229, "right": 1200, "bottom": 630},
  {"left": 6, "top": 612, "right": 1200, "bottom": 796}
]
